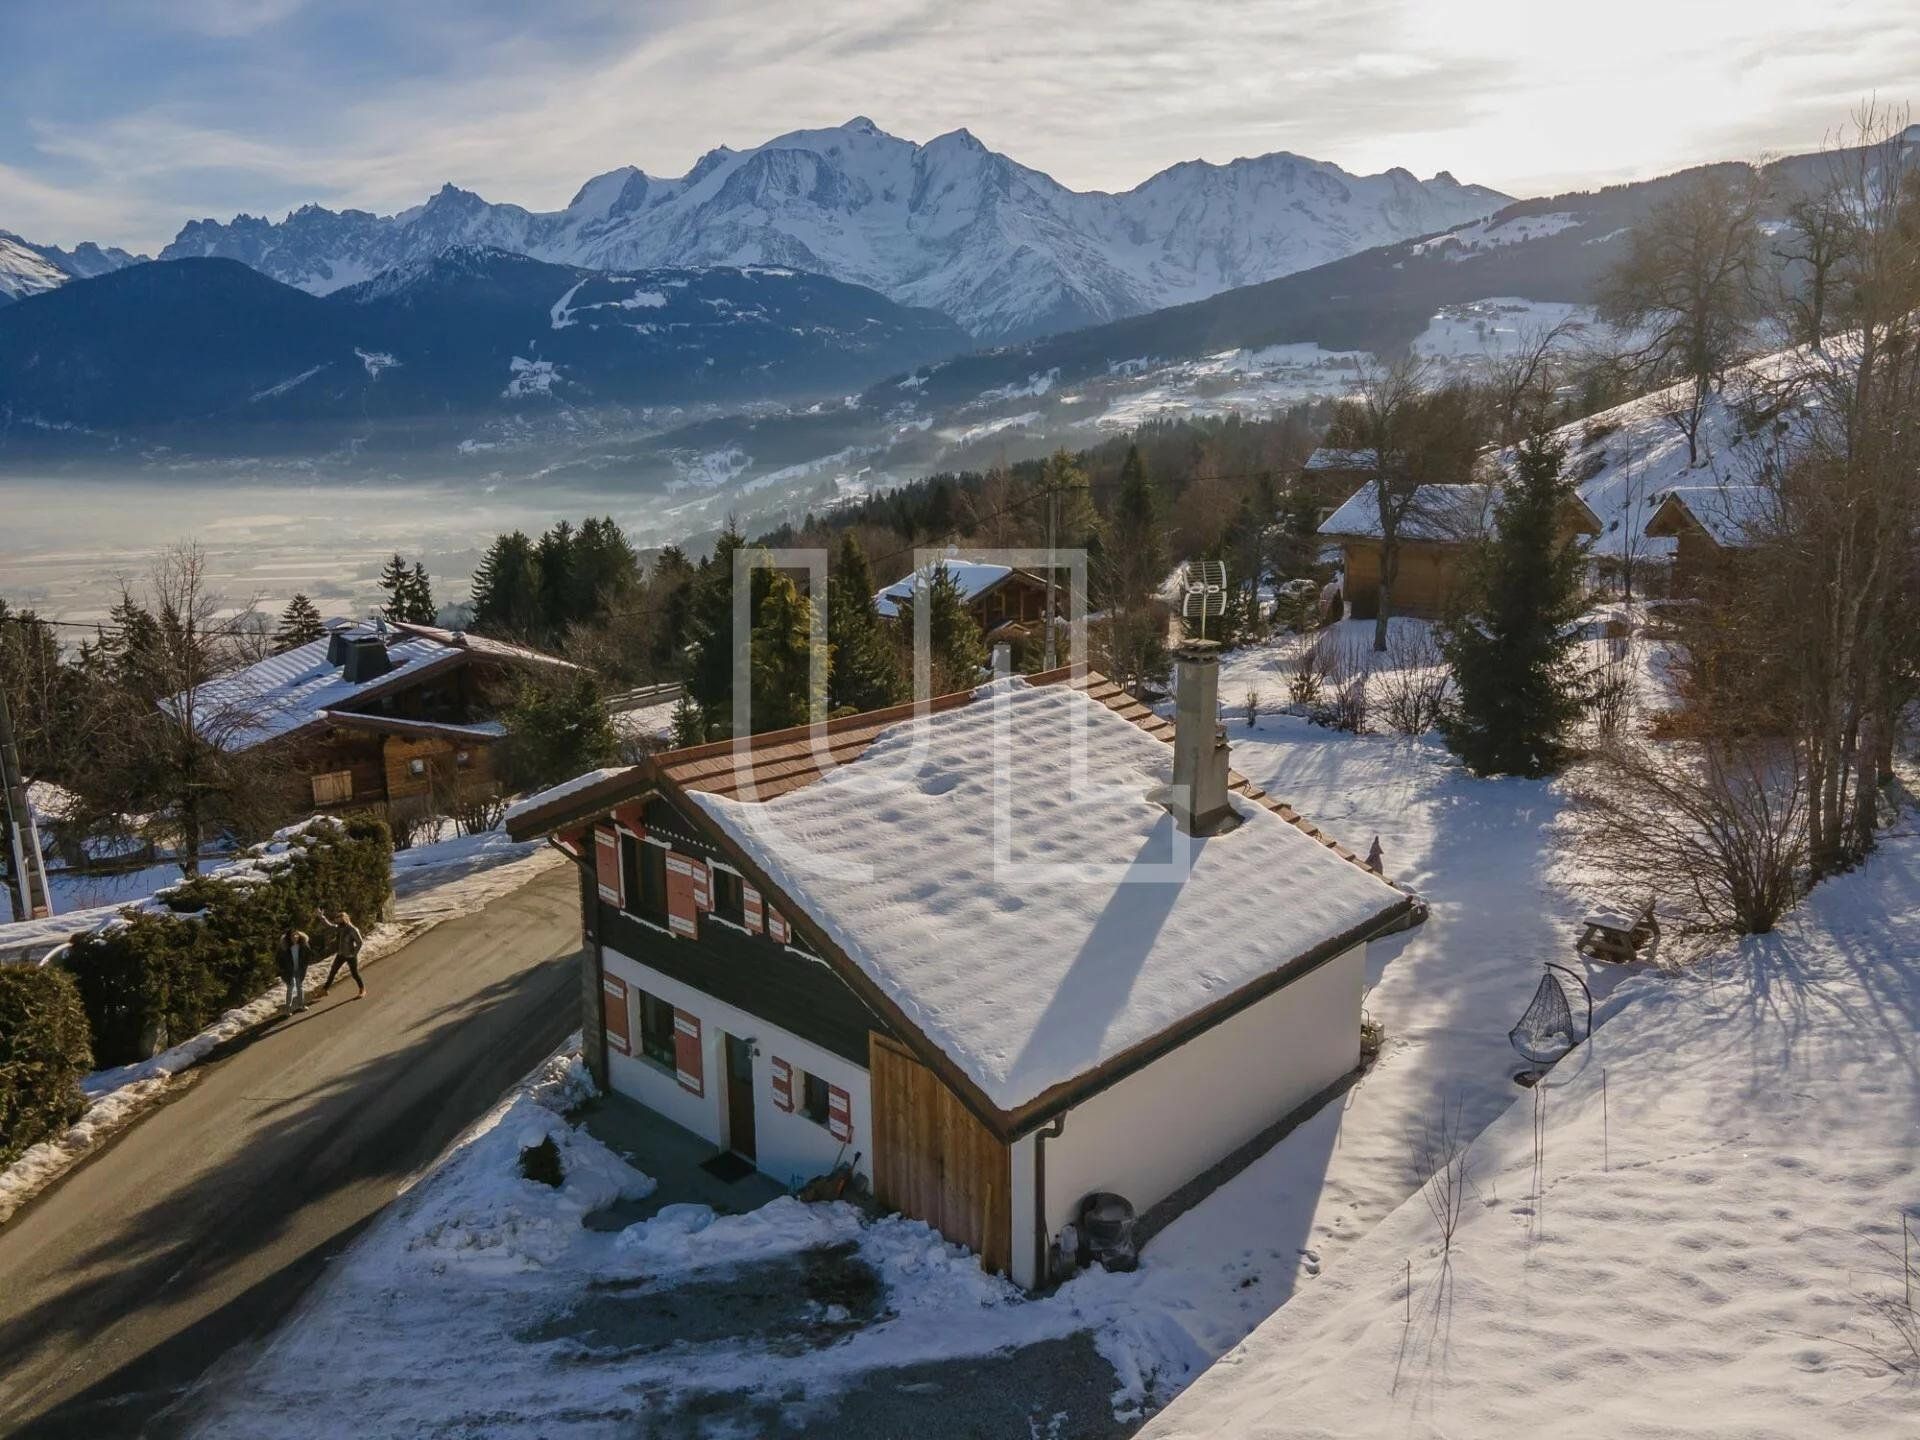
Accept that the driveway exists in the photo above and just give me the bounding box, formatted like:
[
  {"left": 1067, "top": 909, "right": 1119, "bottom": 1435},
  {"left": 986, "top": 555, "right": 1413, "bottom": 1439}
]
[{"left": 0, "top": 863, "right": 585, "bottom": 1439}]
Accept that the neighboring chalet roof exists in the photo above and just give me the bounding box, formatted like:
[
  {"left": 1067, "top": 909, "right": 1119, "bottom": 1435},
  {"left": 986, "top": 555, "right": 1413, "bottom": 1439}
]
[
  {"left": 388, "top": 620, "right": 579, "bottom": 671},
  {"left": 1644, "top": 484, "right": 1770, "bottom": 549},
  {"left": 508, "top": 669, "right": 1410, "bottom": 1136},
  {"left": 177, "top": 622, "right": 570, "bottom": 753},
  {"left": 1319, "top": 481, "right": 1603, "bottom": 545},
  {"left": 317, "top": 711, "right": 508, "bottom": 742},
  {"left": 872, "top": 561, "right": 1041, "bottom": 619},
  {"left": 187, "top": 633, "right": 467, "bottom": 752},
  {"left": 1303, "top": 447, "right": 1378, "bottom": 472},
  {"left": 1319, "top": 482, "right": 1495, "bottom": 543}
]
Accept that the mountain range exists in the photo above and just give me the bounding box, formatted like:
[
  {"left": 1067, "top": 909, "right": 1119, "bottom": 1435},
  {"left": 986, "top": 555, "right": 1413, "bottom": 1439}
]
[
  {"left": 0, "top": 230, "right": 144, "bottom": 304},
  {"left": 0, "top": 248, "right": 964, "bottom": 444},
  {"left": 155, "top": 117, "right": 1507, "bottom": 341}
]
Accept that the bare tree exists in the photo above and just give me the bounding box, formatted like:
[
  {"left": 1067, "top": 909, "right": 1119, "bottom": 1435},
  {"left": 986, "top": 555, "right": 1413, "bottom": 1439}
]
[
  {"left": 1485, "top": 318, "right": 1578, "bottom": 446},
  {"left": 73, "top": 544, "right": 294, "bottom": 876},
  {"left": 1410, "top": 1096, "right": 1475, "bottom": 1258},
  {"left": 1326, "top": 357, "right": 1487, "bottom": 651},
  {"left": 1742, "top": 104, "right": 1920, "bottom": 877},
  {"left": 1598, "top": 169, "right": 1767, "bottom": 465},
  {"left": 1572, "top": 737, "right": 1807, "bottom": 938}
]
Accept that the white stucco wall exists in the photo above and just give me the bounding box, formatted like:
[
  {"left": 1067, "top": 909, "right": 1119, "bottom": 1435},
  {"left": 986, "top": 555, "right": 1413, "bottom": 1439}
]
[
  {"left": 602, "top": 944, "right": 872, "bottom": 1192},
  {"left": 1009, "top": 942, "right": 1365, "bottom": 1287}
]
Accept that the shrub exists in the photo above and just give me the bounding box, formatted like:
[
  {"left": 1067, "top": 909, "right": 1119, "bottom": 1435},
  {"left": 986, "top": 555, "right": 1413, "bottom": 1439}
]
[
  {"left": 0, "top": 966, "right": 93, "bottom": 1165},
  {"left": 1376, "top": 624, "right": 1453, "bottom": 736},
  {"left": 520, "top": 1134, "right": 564, "bottom": 1187},
  {"left": 63, "top": 815, "right": 393, "bottom": 1066}
]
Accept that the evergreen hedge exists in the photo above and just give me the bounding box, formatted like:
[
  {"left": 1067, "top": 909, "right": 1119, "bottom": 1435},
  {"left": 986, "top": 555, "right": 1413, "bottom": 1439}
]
[
  {"left": 63, "top": 815, "right": 393, "bottom": 1067},
  {"left": 0, "top": 965, "right": 93, "bottom": 1166}
]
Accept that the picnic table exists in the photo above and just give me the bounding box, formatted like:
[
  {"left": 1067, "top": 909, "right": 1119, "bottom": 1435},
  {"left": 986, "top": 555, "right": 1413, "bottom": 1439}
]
[{"left": 1576, "top": 900, "right": 1659, "bottom": 964}]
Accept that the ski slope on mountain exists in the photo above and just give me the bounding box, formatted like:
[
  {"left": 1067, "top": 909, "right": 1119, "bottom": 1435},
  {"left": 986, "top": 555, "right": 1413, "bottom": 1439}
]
[{"left": 160, "top": 118, "right": 1505, "bottom": 340}]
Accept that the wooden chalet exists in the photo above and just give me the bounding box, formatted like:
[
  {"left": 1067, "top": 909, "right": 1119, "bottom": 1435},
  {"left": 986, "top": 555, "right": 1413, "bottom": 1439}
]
[
  {"left": 1643, "top": 485, "right": 1767, "bottom": 597},
  {"left": 1320, "top": 482, "right": 1603, "bottom": 619},
  {"left": 183, "top": 619, "right": 574, "bottom": 822},
  {"left": 508, "top": 646, "right": 1413, "bottom": 1287},
  {"left": 874, "top": 560, "right": 1053, "bottom": 644}
]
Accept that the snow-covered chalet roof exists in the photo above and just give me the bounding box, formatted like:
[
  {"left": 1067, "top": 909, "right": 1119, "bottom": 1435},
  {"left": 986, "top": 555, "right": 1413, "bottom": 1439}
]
[
  {"left": 182, "top": 633, "right": 466, "bottom": 752},
  {"left": 688, "top": 677, "right": 1406, "bottom": 1114},
  {"left": 873, "top": 561, "right": 1031, "bottom": 619},
  {"left": 1303, "top": 447, "right": 1378, "bottom": 472},
  {"left": 1318, "top": 483, "right": 1496, "bottom": 542},
  {"left": 1646, "top": 484, "right": 1771, "bottom": 548}
]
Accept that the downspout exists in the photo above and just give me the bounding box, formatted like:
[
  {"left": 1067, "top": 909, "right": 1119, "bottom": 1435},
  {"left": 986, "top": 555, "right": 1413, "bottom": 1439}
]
[{"left": 1032, "top": 1113, "right": 1067, "bottom": 1288}]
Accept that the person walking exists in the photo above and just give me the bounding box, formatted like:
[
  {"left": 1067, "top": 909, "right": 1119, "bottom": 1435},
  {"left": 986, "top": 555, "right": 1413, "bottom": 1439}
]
[
  {"left": 316, "top": 907, "right": 367, "bottom": 999},
  {"left": 275, "top": 926, "right": 311, "bottom": 1014}
]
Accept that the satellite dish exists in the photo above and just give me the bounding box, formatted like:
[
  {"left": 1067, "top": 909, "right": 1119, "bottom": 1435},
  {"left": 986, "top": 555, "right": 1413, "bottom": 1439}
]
[{"left": 1180, "top": 560, "right": 1228, "bottom": 639}]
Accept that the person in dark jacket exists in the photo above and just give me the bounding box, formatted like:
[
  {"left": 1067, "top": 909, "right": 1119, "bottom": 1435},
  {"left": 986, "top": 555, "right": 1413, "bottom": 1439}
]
[
  {"left": 275, "top": 928, "right": 311, "bottom": 1014},
  {"left": 316, "top": 908, "right": 367, "bottom": 999}
]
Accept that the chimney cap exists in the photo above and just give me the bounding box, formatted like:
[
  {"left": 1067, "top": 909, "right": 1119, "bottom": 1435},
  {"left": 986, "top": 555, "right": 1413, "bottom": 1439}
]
[{"left": 1173, "top": 637, "right": 1223, "bottom": 663}]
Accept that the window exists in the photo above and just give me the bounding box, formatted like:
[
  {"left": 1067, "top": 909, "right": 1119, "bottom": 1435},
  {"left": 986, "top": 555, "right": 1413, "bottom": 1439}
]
[
  {"left": 799, "top": 1070, "right": 831, "bottom": 1126},
  {"left": 712, "top": 865, "right": 745, "bottom": 924},
  {"left": 620, "top": 835, "right": 668, "bottom": 922},
  {"left": 454, "top": 749, "right": 472, "bottom": 769},
  {"left": 638, "top": 989, "right": 676, "bottom": 1070},
  {"left": 311, "top": 770, "right": 352, "bottom": 805},
  {"left": 408, "top": 757, "right": 427, "bottom": 777}
]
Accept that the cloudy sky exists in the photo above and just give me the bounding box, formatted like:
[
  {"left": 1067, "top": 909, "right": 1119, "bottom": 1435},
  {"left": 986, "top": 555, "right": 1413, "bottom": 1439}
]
[{"left": 3, "top": 0, "right": 1915, "bottom": 253}]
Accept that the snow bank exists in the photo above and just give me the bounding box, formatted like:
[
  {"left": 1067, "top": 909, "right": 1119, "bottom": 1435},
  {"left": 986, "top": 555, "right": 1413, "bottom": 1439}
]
[{"left": 1145, "top": 829, "right": 1920, "bottom": 1439}]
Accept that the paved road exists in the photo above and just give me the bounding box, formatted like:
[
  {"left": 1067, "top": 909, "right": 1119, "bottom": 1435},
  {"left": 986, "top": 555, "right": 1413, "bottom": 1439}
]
[{"left": 0, "top": 864, "right": 584, "bottom": 1440}]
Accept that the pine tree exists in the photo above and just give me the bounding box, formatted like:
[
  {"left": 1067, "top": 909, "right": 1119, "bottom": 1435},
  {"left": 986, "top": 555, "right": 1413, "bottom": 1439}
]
[
  {"left": 402, "top": 563, "right": 436, "bottom": 624},
  {"left": 1108, "top": 445, "right": 1168, "bottom": 607},
  {"left": 894, "top": 561, "right": 986, "bottom": 695},
  {"left": 683, "top": 520, "right": 770, "bottom": 737},
  {"left": 273, "top": 593, "right": 325, "bottom": 651},
  {"left": 750, "top": 573, "right": 831, "bottom": 733},
  {"left": 668, "top": 695, "right": 707, "bottom": 748},
  {"left": 378, "top": 553, "right": 410, "bottom": 620},
  {"left": 1439, "top": 433, "right": 1588, "bottom": 777},
  {"left": 470, "top": 532, "right": 542, "bottom": 638},
  {"left": 826, "top": 532, "right": 904, "bottom": 714},
  {"left": 502, "top": 673, "right": 619, "bottom": 790}
]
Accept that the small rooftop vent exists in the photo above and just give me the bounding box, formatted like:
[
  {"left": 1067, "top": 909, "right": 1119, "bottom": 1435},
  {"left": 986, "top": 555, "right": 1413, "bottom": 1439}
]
[
  {"left": 325, "top": 630, "right": 355, "bottom": 667},
  {"left": 342, "top": 637, "right": 393, "bottom": 684}
]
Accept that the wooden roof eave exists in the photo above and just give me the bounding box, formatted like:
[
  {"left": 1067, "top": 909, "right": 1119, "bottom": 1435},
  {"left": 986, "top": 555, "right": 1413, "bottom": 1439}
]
[{"left": 504, "top": 763, "right": 662, "bottom": 842}]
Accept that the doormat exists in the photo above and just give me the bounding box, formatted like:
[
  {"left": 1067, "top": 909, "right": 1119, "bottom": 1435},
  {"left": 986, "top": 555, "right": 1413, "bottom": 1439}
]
[{"left": 700, "top": 1151, "right": 757, "bottom": 1184}]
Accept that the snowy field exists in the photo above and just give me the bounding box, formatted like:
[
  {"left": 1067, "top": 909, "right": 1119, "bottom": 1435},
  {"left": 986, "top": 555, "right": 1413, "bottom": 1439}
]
[
  {"left": 1147, "top": 823, "right": 1920, "bottom": 1439},
  {"left": 181, "top": 640, "right": 1668, "bottom": 1436}
]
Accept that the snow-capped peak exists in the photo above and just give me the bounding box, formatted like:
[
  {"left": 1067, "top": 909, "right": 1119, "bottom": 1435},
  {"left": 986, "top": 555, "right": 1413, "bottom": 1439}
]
[{"left": 157, "top": 119, "right": 1508, "bottom": 340}]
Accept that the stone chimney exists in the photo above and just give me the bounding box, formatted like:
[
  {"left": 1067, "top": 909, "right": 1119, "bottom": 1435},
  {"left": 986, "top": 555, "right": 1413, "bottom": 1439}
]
[{"left": 1169, "top": 639, "right": 1235, "bottom": 835}]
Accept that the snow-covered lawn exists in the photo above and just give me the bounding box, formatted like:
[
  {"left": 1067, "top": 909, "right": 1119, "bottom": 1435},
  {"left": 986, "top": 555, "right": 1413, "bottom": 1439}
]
[{"left": 1145, "top": 822, "right": 1920, "bottom": 1438}]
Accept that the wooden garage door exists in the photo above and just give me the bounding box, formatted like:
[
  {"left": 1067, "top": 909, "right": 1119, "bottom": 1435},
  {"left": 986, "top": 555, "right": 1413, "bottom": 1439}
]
[{"left": 869, "top": 1032, "right": 1011, "bottom": 1275}]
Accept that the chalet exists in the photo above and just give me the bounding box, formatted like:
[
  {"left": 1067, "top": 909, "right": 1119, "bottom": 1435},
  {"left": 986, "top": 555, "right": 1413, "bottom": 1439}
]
[
  {"left": 1320, "top": 482, "right": 1602, "bottom": 619},
  {"left": 1643, "top": 485, "right": 1767, "bottom": 597},
  {"left": 874, "top": 560, "right": 1053, "bottom": 645},
  {"left": 183, "top": 619, "right": 573, "bottom": 821},
  {"left": 506, "top": 644, "right": 1413, "bottom": 1287}
]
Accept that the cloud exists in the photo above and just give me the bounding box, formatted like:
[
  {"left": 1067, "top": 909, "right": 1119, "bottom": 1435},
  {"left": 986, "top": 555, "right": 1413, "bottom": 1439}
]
[{"left": 0, "top": 0, "right": 1913, "bottom": 252}]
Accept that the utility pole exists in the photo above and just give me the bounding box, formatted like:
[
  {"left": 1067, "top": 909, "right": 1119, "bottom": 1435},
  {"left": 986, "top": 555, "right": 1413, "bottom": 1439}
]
[{"left": 0, "top": 681, "right": 53, "bottom": 920}]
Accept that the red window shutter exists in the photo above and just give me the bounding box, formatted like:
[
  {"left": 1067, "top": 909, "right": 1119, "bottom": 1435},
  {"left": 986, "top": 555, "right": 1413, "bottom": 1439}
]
[
  {"left": 602, "top": 974, "right": 630, "bottom": 1057},
  {"left": 826, "top": 1083, "right": 853, "bottom": 1143},
  {"left": 664, "top": 854, "right": 698, "bottom": 937},
  {"left": 768, "top": 908, "right": 789, "bottom": 944},
  {"left": 593, "top": 827, "right": 621, "bottom": 905},
  {"left": 690, "top": 857, "right": 712, "bottom": 913},
  {"left": 770, "top": 1057, "right": 794, "bottom": 1112},
  {"left": 673, "top": 1009, "right": 703, "bottom": 1095},
  {"left": 742, "top": 883, "right": 764, "bottom": 933}
]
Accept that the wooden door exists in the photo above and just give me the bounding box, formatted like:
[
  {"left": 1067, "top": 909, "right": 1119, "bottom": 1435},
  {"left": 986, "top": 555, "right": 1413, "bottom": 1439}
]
[
  {"left": 724, "top": 1033, "right": 756, "bottom": 1160},
  {"left": 869, "top": 1033, "right": 1011, "bottom": 1274}
]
